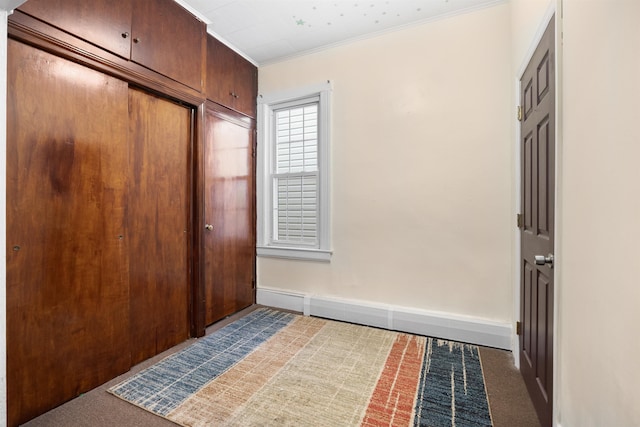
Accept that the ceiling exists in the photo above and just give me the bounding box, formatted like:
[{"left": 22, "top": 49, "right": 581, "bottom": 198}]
[
  {"left": 176, "top": 0, "right": 504, "bottom": 65},
  {"left": 0, "top": 0, "right": 26, "bottom": 10}
]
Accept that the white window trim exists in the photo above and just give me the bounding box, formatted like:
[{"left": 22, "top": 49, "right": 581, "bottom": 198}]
[{"left": 257, "top": 81, "right": 332, "bottom": 262}]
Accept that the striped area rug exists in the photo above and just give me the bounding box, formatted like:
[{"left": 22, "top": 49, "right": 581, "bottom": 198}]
[{"left": 110, "top": 308, "right": 493, "bottom": 426}]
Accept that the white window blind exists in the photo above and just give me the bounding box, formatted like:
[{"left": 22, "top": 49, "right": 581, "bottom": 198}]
[{"left": 272, "top": 101, "right": 319, "bottom": 245}]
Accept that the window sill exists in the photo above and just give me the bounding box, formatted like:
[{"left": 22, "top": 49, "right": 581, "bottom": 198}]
[{"left": 257, "top": 246, "right": 332, "bottom": 262}]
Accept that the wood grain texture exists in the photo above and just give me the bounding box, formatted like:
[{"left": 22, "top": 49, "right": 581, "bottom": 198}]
[
  {"left": 131, "top": 0, "right": 205, "bottom": 91},
  {"left": 206, "top": 35, "right": 257, "bottom": 118},
  {"left": 18, "top": 0, "right": 133, "bottom": 58},
  {"left": 191, "top": 103, "right": 207, "bottom": 338},
  {"left": 8, "top": 10, "right": 206, "bottom": 106},
  {"left": 6, "top": 40, "right": 131, "bottom": 427},
  {"left": 128, "top": 88, "right": 191, "bottom": 366},
  {"left": 204, "top": 104, "right": 256, "bottom": 325},
  {"left": 6, "top": 3, "right": 257, "bottom": 423}
]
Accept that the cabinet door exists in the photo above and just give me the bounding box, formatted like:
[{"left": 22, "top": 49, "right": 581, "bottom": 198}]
[
  {"left": 234, "top": 55, "right": 258, "bottom": 118},
  {"left": 206, "top": 35, "right": 257, "bottom": 118},
  {"left": 204, "top": 105, "right": 256, "bottom": 325},
  {"left": 205, "top": 35, "right": 236, "bottom": 109},
  {"left": 7, "top": 40, "right": 131, "bottom": 427},
  {"left": 18, "top": 0, "right": 133, "bottom": 58},
  {"left": 132, "top": 0, "right": 205, "bottom": 91},
  {"left": 128, "top": 88, "right": 191, "bottom": 365}
]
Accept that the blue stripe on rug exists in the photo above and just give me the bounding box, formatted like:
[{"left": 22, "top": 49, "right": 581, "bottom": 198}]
[
  {"left": 110, "top": 308, "right": 295, "bottom": 416},
  {"left": 413, "top": 340, "right": 492, "bottom": 427}
]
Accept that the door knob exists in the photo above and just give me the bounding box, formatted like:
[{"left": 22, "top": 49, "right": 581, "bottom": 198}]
[
  {"left": 205, "top": 224, "right": 213, "bottom": 231},
  {"left": 534, "top": 254, "right": 554, "bottom": 268}
]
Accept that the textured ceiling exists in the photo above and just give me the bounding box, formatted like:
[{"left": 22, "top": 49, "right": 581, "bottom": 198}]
[
  {"left": 177, "top": 0, "right": 504, "bottom": 65},
  {"left": 1, "top": 0, "right": 27, "bottom": 10}
]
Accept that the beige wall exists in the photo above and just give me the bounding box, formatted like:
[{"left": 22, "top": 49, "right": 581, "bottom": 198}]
[
  {"left": 510, "top": 0, "right": 553, "bottom": 72},
  {"left": 559, "top": 0, "right": 640, "bottom": 425},
  {"left": 258, "top": 4, "right": 512, "bottom": 322}
]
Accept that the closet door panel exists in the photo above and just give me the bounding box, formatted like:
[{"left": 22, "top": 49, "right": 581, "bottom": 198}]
[
  {"left": 6, "top": 40, "right": 130, "bottom": 427},
  {"left": 128, "top": 88, "right": 191, "bottom": 365},
  {"left": 204, "top": 106, "right": 255, "bottom": 325}
]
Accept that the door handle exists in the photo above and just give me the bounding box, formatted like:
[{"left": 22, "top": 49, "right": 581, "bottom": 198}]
[
  {"left": 534, "top": 254, "right": 554, "bottom": 268},
  {"left": 205, "top": 224, "right": 213, "bottom": 231}
]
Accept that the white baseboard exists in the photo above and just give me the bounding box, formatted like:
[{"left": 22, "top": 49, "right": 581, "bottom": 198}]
[{"left": 256, "top": 287, "right": 513, "bottom": 350}]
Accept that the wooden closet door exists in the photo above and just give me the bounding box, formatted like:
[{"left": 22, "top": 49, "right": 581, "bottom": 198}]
[
  {"left": 128, "top": 88, "right": 191, "bottom": 365},
  {"left": 6, "top": 40, "right": 130, "bottom": 427},
  {"left": 204, "top": 104, "right": 255, "bottom": 326}
]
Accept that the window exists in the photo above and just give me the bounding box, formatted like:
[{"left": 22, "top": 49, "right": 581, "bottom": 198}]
[{"left": 257, "top": 82, "right": 331, "bottom": 261}]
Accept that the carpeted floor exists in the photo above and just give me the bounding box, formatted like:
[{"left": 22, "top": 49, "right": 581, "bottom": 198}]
[{"left": 22, "top": 305, "right": 540, "bottom": 427}]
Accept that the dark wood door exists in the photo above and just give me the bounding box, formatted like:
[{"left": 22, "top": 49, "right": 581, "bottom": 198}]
[
  {"left": 520, "top": 15, "right": 555, "bottom": 427},
  {"left": 18, "top": 0, "right": 133, "bottom": 58},
  {"left": 6, "top": 40, "right": 131, "bottom": 427},
  {"left": 204, "top": 104, "right": 256, "bottom": 325},
  {"left": 206, "top": 35, "right": 257, "bottom": 118},
  {"left": 128, "top": 88, "right": 191, "bottom": 365},
  {"left": 131, "top": 0, "right": 205, "bottom": 91}
]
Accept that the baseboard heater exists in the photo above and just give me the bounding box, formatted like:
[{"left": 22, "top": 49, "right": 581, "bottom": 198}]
[{"left": 257, "top": 287, "right": 513, "bottom": 350}]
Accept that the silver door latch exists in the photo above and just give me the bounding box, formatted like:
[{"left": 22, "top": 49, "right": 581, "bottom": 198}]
[{"left": 534, "top": 254, "right": 554, "bottom": 268}]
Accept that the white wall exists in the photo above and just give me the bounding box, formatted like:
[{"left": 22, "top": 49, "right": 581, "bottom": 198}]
[
  {"left": 258, "top": 4, "right": 512, "bottom": 323},
  {"left": 559, "top": 0, "right": 640, "bottom": 425}
]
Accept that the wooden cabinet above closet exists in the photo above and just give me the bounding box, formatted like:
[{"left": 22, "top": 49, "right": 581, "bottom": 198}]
[
  {"left": 131, "top": 0, "right": 205, "bottom": 92},
  {"left": 18, "top": 0, "right": 133, "bottom": 58},
  {"left": 18, "top": 0, "right": 205, "bottom": 92},
  {"left": 206, "top": 34, "right": 257, "bottom": 118}
]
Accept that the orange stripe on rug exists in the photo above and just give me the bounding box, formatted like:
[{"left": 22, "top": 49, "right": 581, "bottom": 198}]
[{"left": 361, "top": 334, "right": 426, "bottom": 427}]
